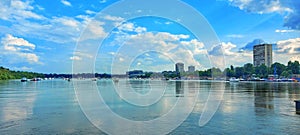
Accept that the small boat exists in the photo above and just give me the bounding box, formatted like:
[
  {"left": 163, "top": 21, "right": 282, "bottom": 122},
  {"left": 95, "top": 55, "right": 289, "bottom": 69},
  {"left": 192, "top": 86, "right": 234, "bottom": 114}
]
[
  {"left": 229, "top": 77, "right": 240, "bottom": 82},
  {"left": 31, "top": 78, "right": 42, "bottom": 81},
  {"left": 162, "top": 78, "right": 169, "bottom": 81},
  {"left": 21, "top": 77, "right": 27, "bottom": 82}
]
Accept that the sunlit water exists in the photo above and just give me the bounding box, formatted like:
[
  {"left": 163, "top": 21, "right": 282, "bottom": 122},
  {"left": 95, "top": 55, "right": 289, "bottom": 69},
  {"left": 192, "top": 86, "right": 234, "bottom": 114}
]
[{"left": 0, "top": 79, "right": 299, "bottom": 134}]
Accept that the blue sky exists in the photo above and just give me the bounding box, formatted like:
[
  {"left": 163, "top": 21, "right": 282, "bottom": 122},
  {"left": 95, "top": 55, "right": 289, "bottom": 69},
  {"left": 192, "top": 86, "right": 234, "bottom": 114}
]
[{"left": 0, "top": 0, "right": 299, "bottom": 73}]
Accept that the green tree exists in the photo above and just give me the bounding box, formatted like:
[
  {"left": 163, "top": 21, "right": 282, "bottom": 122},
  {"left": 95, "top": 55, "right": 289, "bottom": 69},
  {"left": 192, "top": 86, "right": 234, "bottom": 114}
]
[
  {"left": 224, "top": 68, "right": 234, "bottom": 77},
  {"left": 243, "top": 63, "right": 254, "bottom": 77},
  {"left": 0, "top": 66, "right": 45, "bottom": 80},
  {"left": 281, "top": 70, "right": 292, "bottom": 78},
  {"left": 235, "top": 67, "right": 244, "bottom": 78},
  {"left": 211, "top": 67, "right": 222, "bottom": 77},
  {"left": 287, "top": 61, "right": 300, "bottom": 74},
  {"left": 271, "top": 62, "right": 286, "bottom": 76},
  {"left": 255, "top": 64, "right": 268, "bottom": 78}
]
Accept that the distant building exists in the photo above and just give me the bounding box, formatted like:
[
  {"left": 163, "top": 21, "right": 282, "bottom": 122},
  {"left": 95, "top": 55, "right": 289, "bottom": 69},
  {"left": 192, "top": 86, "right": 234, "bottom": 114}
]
[
  {"left": 253, "top": 44, "right": 273, "bottom": 67},
  {"left": 188, "top": 65, "right": 195, "bottom": 72},
  {"left": 175, "top": 63, "right": 184, "bottom": 72}
]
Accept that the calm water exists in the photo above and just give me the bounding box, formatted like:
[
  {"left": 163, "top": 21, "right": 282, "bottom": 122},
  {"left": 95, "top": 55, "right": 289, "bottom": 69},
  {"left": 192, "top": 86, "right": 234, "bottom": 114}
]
[{"left": 0, "top": 79, "right": 300, "bottom": 134}]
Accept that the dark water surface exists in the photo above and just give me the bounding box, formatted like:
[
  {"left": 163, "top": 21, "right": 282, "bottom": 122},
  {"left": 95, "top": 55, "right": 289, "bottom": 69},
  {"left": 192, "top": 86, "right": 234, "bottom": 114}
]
[{"left": 0, "top": 79, "right": 299, "bottom": 134}]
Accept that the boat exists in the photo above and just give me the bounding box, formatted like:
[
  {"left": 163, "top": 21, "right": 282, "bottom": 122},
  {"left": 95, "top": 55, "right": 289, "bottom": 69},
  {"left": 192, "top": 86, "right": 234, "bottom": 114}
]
[
  {"left": 229, "top": 77, "right": 240, "bottom": 82},
  {"left": 162, "top": 78, "right": 169, "bottom": 81},
  {"left": 21, "top": 77, "right": 27, "bottom": 82},
  {"left": 31, "top": 78, "right": 42, "bottom": 81}
]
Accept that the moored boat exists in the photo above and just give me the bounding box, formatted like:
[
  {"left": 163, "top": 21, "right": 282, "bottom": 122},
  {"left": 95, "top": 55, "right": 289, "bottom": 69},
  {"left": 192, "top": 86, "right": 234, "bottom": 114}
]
[
  {"left": 229, "top": 77, "right": 240, "bottom": 82},
  {"left": 31, "top": 78, "right": 42, "bottom": 81},
  {"left": 21, "top": 77, "right": 28, "bottom": 82}
]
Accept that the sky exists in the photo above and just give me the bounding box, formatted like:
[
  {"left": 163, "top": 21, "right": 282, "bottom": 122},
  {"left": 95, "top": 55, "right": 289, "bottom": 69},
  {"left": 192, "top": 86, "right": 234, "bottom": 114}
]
[{"left": 0, "top": 0, "right": 299, "bottom": 74}]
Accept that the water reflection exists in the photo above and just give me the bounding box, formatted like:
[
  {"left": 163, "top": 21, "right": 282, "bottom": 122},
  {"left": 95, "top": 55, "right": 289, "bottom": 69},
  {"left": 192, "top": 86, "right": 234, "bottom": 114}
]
[
  {"left": 175, "top": 81, "right": 184, "bottom": 97},
  {"left": 0, "top": 80, "right": 300, "bottom": 134},
  {"left": 187, "top": 81, "right": 198, "bottom": 94},
  {"left": 254, "top": 90, "right": 274, "bottom": 115},
  {"left": 128, "top": 80, "right": 151, "bottom": 95},
  {"left": 0, "top": 81, "right": 38, "bottom": 122}
]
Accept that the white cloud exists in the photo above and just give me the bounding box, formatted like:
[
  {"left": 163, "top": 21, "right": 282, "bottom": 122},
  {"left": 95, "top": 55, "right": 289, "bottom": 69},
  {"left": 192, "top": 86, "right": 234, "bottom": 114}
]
[
  {"left": 75, "top": 51, "right": 93, "bottom": 59},
  {"left": 0, "top": 0, "right": 45, "bottom": 21},
  {"left": 275, "top": 29, "right": 296, "bottom": 33},
  {"left": 10, "top": 15, "right": 90, "bottom": 43},
  {"left": 118, "top": 23, "right": 134, "bottom": 31},
  {"left": 0, "top": 0, "right": 88, "bottom": 44},
  {"left": 290, "top": 56, "right": 300, "bottom": 62},
  {"left": 0, "top": 1, "right": 127, "bottom": 44},
  {"left": 109, "top": 31, "right": 207, "bottom": 73},
  {"left": 70, "top": 56, "right": 82, "bottom": 61},
  {"left": 227, "top": 0, "right": 300, "bottom": 30},
  {"left": 85, "top": 10, "right": 96, "bottom": 15},
  {"left": 70, "top": 51, "right": 94, "bottom": 61},
  {"left": 0, "top": 34, "right": 39, "bottom": 64},
  {"left": 276, "top": 38, "right": 300, "bottom": 54},
  {"left": 134, "top": 26, "right": 147, "bottom": 33},
  {"left": 209, "top": 42, "right": 252, "bottom": 67},
  {"left": 99, "top": 0, "right": 107, "bottom": 3},
  {"left": 78, "top": 14, "right": 126, "bottom": 41},
  {"left": 2, "top": 34, "right": 35, "bottom": 51},
  {"left": 209, "top": 42, "right": 237, "bottom": 56},
  {"left": 36, "top": 5, "right": 45, "bottom": 11},
  {"left": 117, "top": 22, "right": 147, "bottom": 33},
  {"left": 52, "top": 17, "right": 79, "bottom": 28},
  {"left": 12, "top": 66, "right": 33, "bottom": 71},
  {"left": 79, "top": 20, "right": 107, "bottom": 41},
  {"left": 228, "top": 0, "right": 292, "bottom": 14},
  {"left": 119, "top": 57, "right": 124, "bottom": 62},
  {"left": 61, "top": 0, "right": 72, "bottom": 6},
  {"left": 165, "top": 21, "right": 173, "bottom": 25},
  {"left": 103, "top": 15, "right": 124, "bottom": 22},
  {"left": 226, "top": 34, "right": 244, "bottom": 38},
  {"left": 180, "top": 39, "right": 206, "bottom": 54},
  {"left": 19, "top": 53, "right": 39, "bottom": 63}
]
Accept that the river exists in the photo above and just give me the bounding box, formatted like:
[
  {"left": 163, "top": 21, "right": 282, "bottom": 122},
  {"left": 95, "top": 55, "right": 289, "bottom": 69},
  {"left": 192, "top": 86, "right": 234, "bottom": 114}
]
[{"left": 0, "top": 79, "right": 299, "bottom": 134}]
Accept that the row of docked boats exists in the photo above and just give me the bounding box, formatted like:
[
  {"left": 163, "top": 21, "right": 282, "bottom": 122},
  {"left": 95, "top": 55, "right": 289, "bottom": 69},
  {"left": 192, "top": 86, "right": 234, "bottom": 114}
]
[
  {"left": 20, "top": 77, "right": 43, "bottom": 82},
  {"left": 228, "top": 77, "right": 299, "bottom": 82}
]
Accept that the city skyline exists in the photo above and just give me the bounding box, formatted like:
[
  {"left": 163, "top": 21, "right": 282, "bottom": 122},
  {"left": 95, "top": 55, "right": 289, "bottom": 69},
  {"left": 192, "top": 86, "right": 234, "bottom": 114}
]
[{"left": 0, "top": 0, "right": 299, "bottom": 74}]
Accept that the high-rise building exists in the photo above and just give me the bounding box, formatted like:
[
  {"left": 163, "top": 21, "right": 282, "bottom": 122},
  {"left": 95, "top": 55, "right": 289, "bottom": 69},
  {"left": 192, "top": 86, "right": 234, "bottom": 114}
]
[
  {"left": 253, "top": 44, "right": 273, "bottom": 67},
  {"left": 175, "top": 63, "right": 184, "bottom": 72},
  {"left": 188, "top": 65, "right": 195, "bottom": 72}
]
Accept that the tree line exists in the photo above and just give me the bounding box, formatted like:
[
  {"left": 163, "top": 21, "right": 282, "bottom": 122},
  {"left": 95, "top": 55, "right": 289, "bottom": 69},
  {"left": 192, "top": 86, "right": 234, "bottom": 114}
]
[
  {"left": 0, "top": 67, "right": 45, "bottom": 80},
  {"left": 1, "top": 60, "right": 299, "bottom": 80},
  {"left": 207, "top": 61, "right": 299, "bottom": 79},
  {"left": 0, "top": 66, "right": 113, "bottom": 80},
  {"left": 161, "top": 61, "right": 299, "bottom": 79}
]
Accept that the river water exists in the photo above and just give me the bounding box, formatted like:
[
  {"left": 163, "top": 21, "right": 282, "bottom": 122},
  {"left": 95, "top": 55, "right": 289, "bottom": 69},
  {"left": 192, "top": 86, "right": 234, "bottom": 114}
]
[{"left": 0, "top": 79, "right": 299, "bottom": 134}]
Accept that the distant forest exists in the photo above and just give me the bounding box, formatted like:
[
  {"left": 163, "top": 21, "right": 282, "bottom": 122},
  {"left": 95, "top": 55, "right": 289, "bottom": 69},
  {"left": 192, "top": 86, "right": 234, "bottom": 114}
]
[
  {"left": 0, "top": 66, "right": 44, "bottom": 80},
  {"left": 0, "top": 66, "right": 111, "bottom": 80}
]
